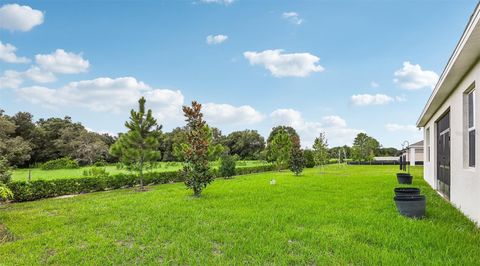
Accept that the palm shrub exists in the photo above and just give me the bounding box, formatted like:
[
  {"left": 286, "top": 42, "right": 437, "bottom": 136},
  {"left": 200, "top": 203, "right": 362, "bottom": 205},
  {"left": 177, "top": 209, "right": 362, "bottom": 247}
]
[
  {"left": 219, "top": 154, "right": 236, "bottom": 179},
  {"left": 181, "top": 101, "right": 213, "bottom": 197},
  {"left": 109, "top": 97, "right": 162, "bottom": 191},
  {"left": 0, "top": 184, "right": 13, "bottom": 203}
]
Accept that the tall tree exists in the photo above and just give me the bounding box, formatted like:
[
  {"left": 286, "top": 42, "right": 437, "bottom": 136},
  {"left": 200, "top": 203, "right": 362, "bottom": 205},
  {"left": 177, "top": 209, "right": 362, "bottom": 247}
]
[
  {"left": 267, "top": 129, "right": 292, "bottom": 170},
  {"left": 110, "top": 97, "right": 161, "bottom": 191},
  {"left": 224, "top": 130, "right": 265, "bottom": 159},
  {"left": 351, "top": 133, "right": 380, "bottom": 162},
  {"left": 313, "top": 132, "right": 329, "bottom": 166},
  {"left": 181, "top": 101, "right": 213, "bottom": 197}
]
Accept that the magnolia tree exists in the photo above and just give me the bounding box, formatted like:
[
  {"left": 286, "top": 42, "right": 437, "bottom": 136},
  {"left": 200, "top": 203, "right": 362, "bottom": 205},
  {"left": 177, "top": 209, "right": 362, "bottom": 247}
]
[
  {"left": 289, "top": 135, "right": 305, "bottom": 175},
  {"left": 110, "top": 97, "right": 161, "bottom": 191},
  {"left": 181, "top": 101, "right": 213, "bottom": 197}
]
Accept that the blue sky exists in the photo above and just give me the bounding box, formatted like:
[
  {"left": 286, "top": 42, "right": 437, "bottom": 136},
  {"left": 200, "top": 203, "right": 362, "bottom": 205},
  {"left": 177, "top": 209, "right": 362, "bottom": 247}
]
[{"left": 0, "top": 0, "right": 477, "bottom": 148}]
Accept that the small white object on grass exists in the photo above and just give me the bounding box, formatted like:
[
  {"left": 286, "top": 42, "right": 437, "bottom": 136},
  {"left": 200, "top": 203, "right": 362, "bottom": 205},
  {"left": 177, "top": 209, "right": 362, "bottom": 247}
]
[{"left": 270, "top": 179, "right": 276, "bottom": 185}]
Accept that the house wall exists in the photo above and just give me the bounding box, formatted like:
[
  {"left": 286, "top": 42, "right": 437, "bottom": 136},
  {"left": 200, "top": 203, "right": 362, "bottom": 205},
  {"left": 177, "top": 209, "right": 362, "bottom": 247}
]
[{"left": 423, "top": 59, "right": 480, "bottom": 225}]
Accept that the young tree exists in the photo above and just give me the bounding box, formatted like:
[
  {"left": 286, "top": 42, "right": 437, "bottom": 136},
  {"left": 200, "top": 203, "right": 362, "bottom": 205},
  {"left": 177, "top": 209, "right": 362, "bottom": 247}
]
[
  {"left": 0, "top": 157, "right": 12, "bottom": 184},
  {"left": 109, "top": 97, "right": 161, "bottom": 191},
  {"left": 303, "top": 149, "right": 315, "bottom": 168},
  {"left": 313, "top": 132, "right": 329, "bottom": 166},
  {"left": 181, "top": 101, "right": 213, "bottom": 197},
  {"left": 289, "top": 135, "right": 305, "bottom": 175},
  {"left": 219, "top": 154, "right": 236, "bottom": 179},
  {"left": 267, "top": 129, "right": 292, "bottom": 170}
]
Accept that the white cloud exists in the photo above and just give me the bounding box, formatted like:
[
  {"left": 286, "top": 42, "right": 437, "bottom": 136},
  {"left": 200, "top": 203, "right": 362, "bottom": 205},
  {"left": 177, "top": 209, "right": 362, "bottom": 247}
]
[
  {"left": 395, "top": 95, "right": 407, "bottom": 102},
  {"left": 0, "top": 4, "right": 44, "bottom": 31},
  {"left": 0, "top": 41, "right": 30, "bottom": 63},
  {"left": 322, "top": 115, "right": 347, "bottom": 128},
  {"left": 270, "top": 108, "right": 362, "bottom": 147},
  {"left": 201, "top": 0, "right": 235, "bottom": 5},
  {"left": 16, "top": 77, "right": 185, "bottom": 122},
  {"left": 0, "top": 66, "right": 56, "bottom": 88},
  {"left": 244, "top": 49, "right": 324, "bottom": 77},
  {"left": 351, "top": 93, "right": 394, "bottom": 106},
  {"left": 203, "top": 103, "right": 264, "bottom": 125},
  {"left": 206, "top": 34, "right": 228, "bottom": 45},
  {"left": 386, "top": 123, "right": 418, "bottom": 132},
  {"left": 35, "top": 49, "right": 90, "bottom": 74},
  {"left": 282, "top": 12, "right": 303, "bottom": 25},
  {"left": 23, "top": 66, "right": 56, "bottom": 83},
  {"left": 393, "top": 61, "right": 439, "bottom": 90},
  {"left": 370, "top": 81, "right": 379, "bottom": 88},
  {"left": 0, "top": 70, "right": 23, "bottom": 89}
]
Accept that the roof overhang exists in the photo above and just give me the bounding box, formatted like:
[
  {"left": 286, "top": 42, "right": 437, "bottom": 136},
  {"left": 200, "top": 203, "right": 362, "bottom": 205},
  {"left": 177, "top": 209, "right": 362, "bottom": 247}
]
[{"left": 417, "top": 3, "right": 480, "bottom": 127}]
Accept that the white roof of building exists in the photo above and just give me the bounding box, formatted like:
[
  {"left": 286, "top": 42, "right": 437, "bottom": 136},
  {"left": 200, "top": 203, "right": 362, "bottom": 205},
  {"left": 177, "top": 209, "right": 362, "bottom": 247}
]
[
  {"left": 374, "top": 156, "right": 399, "bottom": 161},
  {"left": 417, "top": 3, "right": 480, "bottom": 127}
]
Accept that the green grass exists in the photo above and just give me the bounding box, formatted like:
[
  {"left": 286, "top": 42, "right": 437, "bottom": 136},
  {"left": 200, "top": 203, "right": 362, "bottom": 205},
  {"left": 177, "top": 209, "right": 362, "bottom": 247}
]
[
  {"left": 11, "top": 160, "right": 267, "bottom": 181},
  {"left": 1, "top": 165, "right": 479, "bottom": 265}
]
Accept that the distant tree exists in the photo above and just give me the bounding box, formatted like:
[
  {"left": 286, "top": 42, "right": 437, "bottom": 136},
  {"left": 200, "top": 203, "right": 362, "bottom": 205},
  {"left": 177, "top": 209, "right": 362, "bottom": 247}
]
[
  {"left": 219, "top": 154, "right": 236, "bottom": 179},
  {"left": 303, "top": 149, "right": 315, "bottom": 168},
  {"left": 0, "top": 114, "right": 32, "bottom": 166},
  {"left": 224, "top": 130, "right": 265, "bottom": 159},
  {"left": 267, "top": 126, "right": 299, "bottom": 143},
  {"left": 351, "top": 133, "right": 380, "bottom": 162},
  {"left": 313, "top": 132, "right": 329, "bottom": 166},
  {"left": 328, "top": 145, "right": 352, "bottom": 161},
  {"left": 289, "top": 135, "right": 305, "bottom": 175},
  {"left": 181, "top": 101, "right": 213, "bottom": 197},
  {"left": 162, "top": 127, "right": 188, "bottom": 161},
  {"left": 377, "top": 147, "right": 400, "bottom": 157},
  {"left": 110, "top": 97, "right": 162, "bottom": 191},
  {"left": 268, "top": 129, "right": 292, "bottom": 170}
]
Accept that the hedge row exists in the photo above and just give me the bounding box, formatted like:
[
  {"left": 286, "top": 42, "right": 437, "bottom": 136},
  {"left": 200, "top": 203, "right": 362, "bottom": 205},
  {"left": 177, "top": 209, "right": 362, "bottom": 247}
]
[{"left": 7, "top": 164, "right": 277, "bottom": 202}]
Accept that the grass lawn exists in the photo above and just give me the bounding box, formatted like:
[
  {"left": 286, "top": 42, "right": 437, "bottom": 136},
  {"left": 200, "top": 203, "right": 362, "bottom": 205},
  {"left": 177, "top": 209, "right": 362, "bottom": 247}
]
[
  {"left": 1, "top": 165, "right": 479, "bottom": 265},
  {"left": 11, "top": 160, "right": 267, "bottom": 181}
]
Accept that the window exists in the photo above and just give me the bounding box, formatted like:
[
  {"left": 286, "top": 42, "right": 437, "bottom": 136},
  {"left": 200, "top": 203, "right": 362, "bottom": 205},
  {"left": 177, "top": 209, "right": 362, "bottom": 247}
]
[
  {"left": 468, "top": 90, "right": 475, "bottom": 167},
  {"left": 426, "top": 127, "right": 431, "bottom": 162}
]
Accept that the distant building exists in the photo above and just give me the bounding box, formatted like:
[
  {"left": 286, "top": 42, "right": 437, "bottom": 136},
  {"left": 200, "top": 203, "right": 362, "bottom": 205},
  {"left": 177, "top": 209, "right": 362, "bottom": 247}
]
[
  {"left": 416, "top": 4, "right": 479, "bottom": 224},
  {"left": 401, "top": 140, "right": 424, "bottom": 166}
]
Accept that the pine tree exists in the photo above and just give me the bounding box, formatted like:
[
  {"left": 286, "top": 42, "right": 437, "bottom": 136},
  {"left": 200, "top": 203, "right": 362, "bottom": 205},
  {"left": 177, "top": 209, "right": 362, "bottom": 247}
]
[
  {"left": 181, "top": 101, "right": 213, "bottom": 197},
  {"left": 109, "top": 97, "right": 161, "bottom": 191},
  {"left": 268, "top": 129, "right": 292, "bottom": 171}
]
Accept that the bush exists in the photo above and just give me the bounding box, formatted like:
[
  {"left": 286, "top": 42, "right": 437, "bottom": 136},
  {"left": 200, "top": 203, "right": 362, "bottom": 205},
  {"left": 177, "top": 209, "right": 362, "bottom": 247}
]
[
  {"left": 41, "top": 157, "right": 79, "bottom": 170},
  {"left": 219, "top": 155, "right": 236, "bottom": 178},
  {"left": 303, "top": 150, "right": 315, "bottom": 168},
  {"left": 83, "top": 167, "right": 109, "bottom": 178},
  {"left": 93, "top": 161, "right": 107, "bottom": 167},
  {"left": 0, "top": 158, "right": 12, "bottom": 184},
  {"left": 0, "top": 184, "right": 13, "bottom": 203},
  {"left": 7, "top": 164, "right": 278, "bottom": 202}
]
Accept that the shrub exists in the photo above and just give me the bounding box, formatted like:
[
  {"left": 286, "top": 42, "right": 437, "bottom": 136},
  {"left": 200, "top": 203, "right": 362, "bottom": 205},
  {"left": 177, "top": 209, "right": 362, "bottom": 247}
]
[
  {"left": 41, "top": 157, "right": 79, "bottom": 170},
  {"left": 219, "top": 155, "right": 236, "bottom": 179},
  {"left": 93, "top": 160, "right": 107, "bottom": 167},
  {"left": 0, "top": 184, "right": 13, "bottom": 203},
  {"left": 7, "top": 164, "right": 278, "bottom": 202},
  {"left": 0, "top": 158, "right": 12, "bottom": 184},
  {"left": 83, "top": 167, "right": 109, "bottom": 178},
  {"left": 303, "top": 149, "right": 315, "bottom": 168}
]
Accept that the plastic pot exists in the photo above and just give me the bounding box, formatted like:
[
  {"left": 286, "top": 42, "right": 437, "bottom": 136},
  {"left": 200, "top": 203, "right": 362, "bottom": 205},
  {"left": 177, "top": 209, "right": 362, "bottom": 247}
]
[
  {"left": 396, "top": 173, "right": 413, "bottom": 184},
  {"left": 394, "top": 195, "right": 426, "bottom": 218},
  {"left": 394, "top": 187, "right": 420, "bottom": 196}
]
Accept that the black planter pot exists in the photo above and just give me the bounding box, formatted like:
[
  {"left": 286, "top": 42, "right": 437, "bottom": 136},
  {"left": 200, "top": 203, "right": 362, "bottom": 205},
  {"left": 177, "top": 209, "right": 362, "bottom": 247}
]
[
  {"left": 396, "top": 173, "right": 413, "bottom": 184},
  {"left": 394, "top": 195, "right": 426, "bottom": 218},
  {"left": 394, "top": 187, "right": 420, "bottom": 196}
]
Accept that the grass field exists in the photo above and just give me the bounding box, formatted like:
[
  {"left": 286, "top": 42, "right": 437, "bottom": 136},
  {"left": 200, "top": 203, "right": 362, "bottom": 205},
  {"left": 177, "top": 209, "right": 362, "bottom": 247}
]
[
  {"left": 11, "top": 160, "right": 267, "bottom": 181},
  {"left": 1, "top": 165, "right": 479, "bottom": 265}
]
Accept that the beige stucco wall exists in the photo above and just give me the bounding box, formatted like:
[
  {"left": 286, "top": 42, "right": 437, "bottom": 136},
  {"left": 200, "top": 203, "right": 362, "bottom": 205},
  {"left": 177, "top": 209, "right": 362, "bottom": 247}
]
[{"left": 422, "top": 59, "right": 480, "bottom": 225}]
